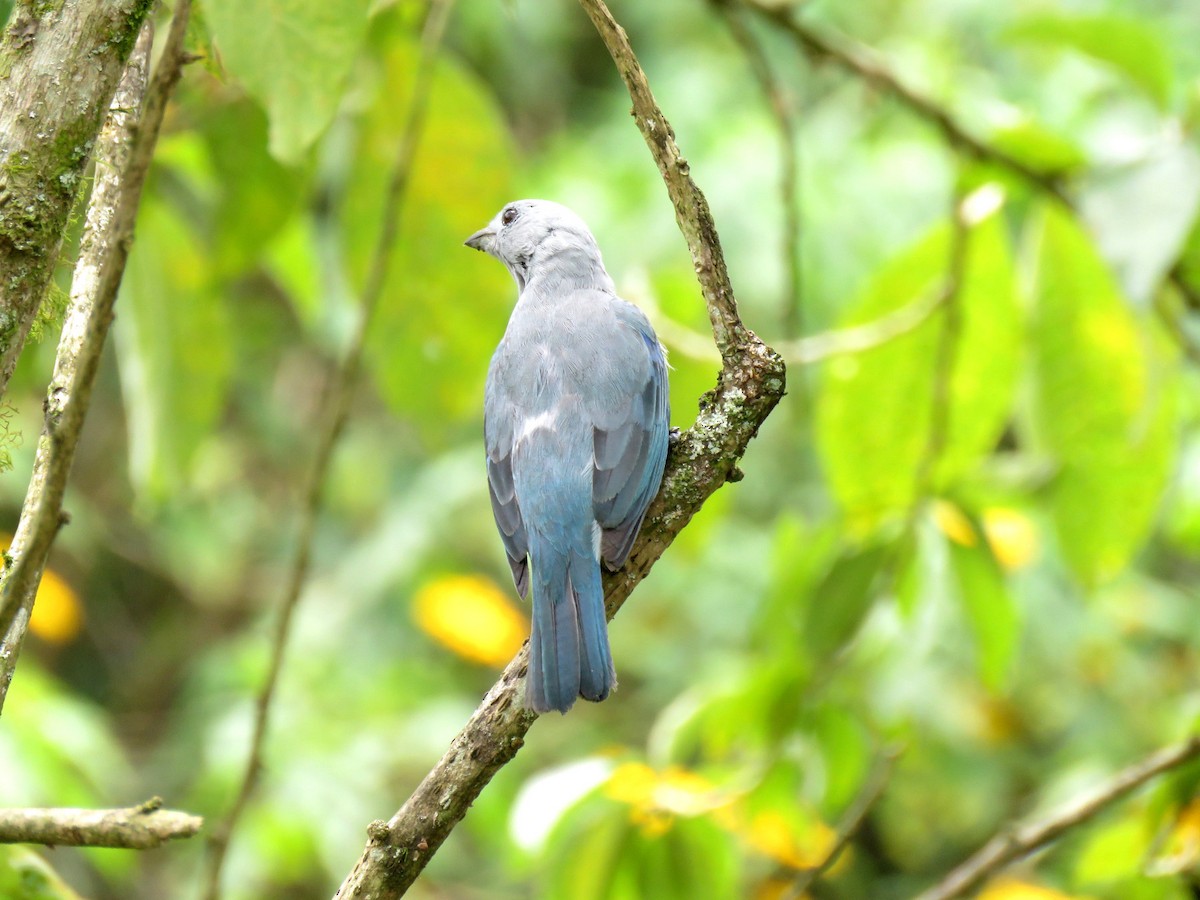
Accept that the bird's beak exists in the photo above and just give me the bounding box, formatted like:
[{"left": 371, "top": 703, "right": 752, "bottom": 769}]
[{"left": 464, "top": 227, "right": 495, "bottom": 252}]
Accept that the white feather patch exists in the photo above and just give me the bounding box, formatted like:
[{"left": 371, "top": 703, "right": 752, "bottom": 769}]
[{"left": 517, "top": 411, "right": 556, "bottom": 443}]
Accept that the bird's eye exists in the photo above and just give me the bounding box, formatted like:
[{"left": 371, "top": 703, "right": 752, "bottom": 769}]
[{"left": 501, "top": 207, "right": 519, "bottom": 226}]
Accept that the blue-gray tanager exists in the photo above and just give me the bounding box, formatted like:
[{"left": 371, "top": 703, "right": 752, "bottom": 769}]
[{"left": 465, "top": 200, "right": 670, "bottom": 714}]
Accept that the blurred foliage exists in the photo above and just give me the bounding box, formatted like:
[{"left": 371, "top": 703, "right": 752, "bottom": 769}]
[{"left": 3, "top": 0, "right": 1200, "bottom": 897}]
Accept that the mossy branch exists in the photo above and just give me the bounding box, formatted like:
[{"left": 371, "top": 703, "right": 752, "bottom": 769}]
[
  {"left": 0, "top": 0, "right": 156, "bottom": 402},
  {"left": 0, "top": 0, "right": 193, "bottom": 711}
]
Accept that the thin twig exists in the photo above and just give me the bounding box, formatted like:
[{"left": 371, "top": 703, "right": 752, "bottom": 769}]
[
  {"left": 636, "top": 278, "right": 946, "bottom": 366},
  {"left": 783, "top": 746, "right": 900, "bottom": 899},
  {"left": 579, "top": 0, "right": 749, "bottom": 361},
  {"left": 0, "top": 799, "right": 202, "bottom": 849},
  {"left": 743, "top": 0, "right": 1200, "bottom": 365},
  {"left": 1160, "top": 263, "right": 1200, "bottom": 364},
  {"left": 916, "top": 735, "right": 1200, "bottom": 900},
  {"left": 715, "top": 2, "right": 804, "bottom": 336},
  {"left": 0, "top": 0, "right": 193, "bottom": 711},
  {"left": 199, "top": 2, "right": 456, "bottom": 898},
  {"left": 0, "top": 0, "right": 157, "bottom": 402},
  {"left": 742, "top": 0, "right": 1069, "bottom": 203},
  {"left": 1172, "top": 261, "right": 1200, "bottom": 312},
  {"left": 911, "top": 185, "right": 972, "bottom": 504},
  {"left": 786, "top": 288, "right": 946, "bottom": 364},
  {"left": 333, "top": 2, "right": 786, "bottom": 896},
  {"left": 1153, "top": 287, "right": 1200, "bottom": 367}
]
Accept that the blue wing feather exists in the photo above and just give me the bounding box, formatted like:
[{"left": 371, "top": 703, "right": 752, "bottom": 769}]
[
  {"left": 486, "top": 453, "right": 529, "bottom": 598},
  {"left": 594, "top": 324, "right": 669, "bottom": 570},
  {"left": 485, "top": 372, "right": 531, "bottom": 599},
  {"left": 485, "top": 284, "right": 667, "bottom": 713}
]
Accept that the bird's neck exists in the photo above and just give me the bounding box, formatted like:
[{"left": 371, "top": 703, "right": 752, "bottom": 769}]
[{"left": 520, "top": 247, "right": 615, "bottom": 296}]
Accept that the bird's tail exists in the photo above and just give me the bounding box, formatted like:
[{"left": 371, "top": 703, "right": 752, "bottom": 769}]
[{"left": 526, "top": 531, "right": 614, "bottom": 714}]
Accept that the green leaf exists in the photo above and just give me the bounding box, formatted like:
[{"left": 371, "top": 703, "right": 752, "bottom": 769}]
[
  {"left": 1, "top": 663, "right": 133, "bottom": 807},
  {"left": 988, "top": 120, "right": 1088, "bottom": 178},
  {"left": 946, "top": 521, "right": 1019, "bottom": 691},
  {"left": 754, "top": 513, "right": 838, "bottom": 656},
  {"left": 205, "top": 0, "right": 371, "bottom": 162},
  {"left": 810, "top": 705, "right": 872, "bottom": 812},
  {"left": 0, "top": 848, "right": 83, "bottom": 900},
  {"left": 342, "top": 28, "right": 515, "bottom": 434},
  {"left": 1074, "top": 810, "right": 1154, "bottom": 886},
  {"left": 115, "top": 195, "right": 233, "bottom": 500},
  {"left": 545, "top": 794, "right": 738, "bottom": 900},
  {"left": 815, "top": 201, "right": 1021, "bottom": 526},
  {"left": 1005, "top": 13, "right": 1175, "bottom": 110},
  {"left": 202, "top": 100, "right": 309, "bottom": 277},
  {"left": 1030, "top": 205, "right": 1177, "bottom": 585},
  {"left": 803, "top": 539, "right": 890, "bottom": 662}
]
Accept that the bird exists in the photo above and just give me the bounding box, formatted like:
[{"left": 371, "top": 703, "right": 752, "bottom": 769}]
[{"left": 465, "top": 200, "right": 670, "bottom": 714}]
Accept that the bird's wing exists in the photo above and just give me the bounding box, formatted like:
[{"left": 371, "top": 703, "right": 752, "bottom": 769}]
[
  {"left": 591, "top": 304, "right": 670, "bottom": 570},
  {"left": 484, "top": 367, "right": 531, "bottom": 598}
]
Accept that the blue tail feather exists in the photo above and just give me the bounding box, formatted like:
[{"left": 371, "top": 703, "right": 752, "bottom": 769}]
[{"left": 526, "top": 533, "right": 614, "bottom": 714}]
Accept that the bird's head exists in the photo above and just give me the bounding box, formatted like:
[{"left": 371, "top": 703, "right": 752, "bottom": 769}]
[{"left": 465, "top": 199, "right": 609, "bottom": 293}]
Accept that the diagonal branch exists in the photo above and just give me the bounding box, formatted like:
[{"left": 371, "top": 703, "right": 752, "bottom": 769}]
[
  {"left": 0, "top": 799, "right": 201, "bottom": 850},
  {"left": 580, "top": 0, "right": 751, "bottom": 363},
  {"left": 333, "top": 2, "right": 786, "bottom": 897},
  {"left": 741, "top": 0, "right": 1069, "bottom": 202},
  {"left": 638, "top": 277, "right": 948, "bottom": 366},
  {"left": 199, "top": 2, "right": 457, "bottom": 898},
  {"left": 917, "top": 735, "right": 1200, "bottom": 900},
  {"left": 911, "top": 184, "right": 973, "bottom": 506},
  {"left": 783, "top": 746, "right": 899, "bottom": 899},
  {"left": 0, "top": 0, "right": 194, "bottom": 713},
  {"left": 0, "top": 0, "right": 158, "bottom": 402},
  {"left": 742, "top": 0, "right": 1200, "bottom": 361},
  {"left": 713, "top": 2, "right": 804, "bottom": 336}
]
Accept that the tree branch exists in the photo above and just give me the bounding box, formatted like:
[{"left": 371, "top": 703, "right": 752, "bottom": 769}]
[
  {"left": 0, "top": 799, "right": 201, "bottom": 850},
  {"left": 741, "top": 0, "right": 1069, "bottom": 202},
  {"left": 580, "top": 0, "right": 752, "bottom": 363},
  {"left": 714, "top": 2, "right": 804, "bottom": 336},
  {"left": 333, "top": 1, "right": 786, "bottom": 897},
  {"left": 0, "top": 0, "right": 194, "bottom": 712},
  {"left": 783, "top": 746, "right": 899, "bottom": 899},
  {"left": 201, "top": 2, "right": 458, "bottom": 898},
  {"left": 636, "top": 278, "right": 946, "bottom": 366},
  {"left": 916, "top": 735, "right": 1200, "bottom": 900},
  {"left": 743, "top": 0, "right": 1200, "bottom": 363},
  {"left": 0, "top": 0, "right": 157, "bottom": 403},
  {"left": 1157, "top": 266, "right": 1200, "bottom": 366},
  {"left": 911, "top": 184, "right": 973, "bottom": 505}
]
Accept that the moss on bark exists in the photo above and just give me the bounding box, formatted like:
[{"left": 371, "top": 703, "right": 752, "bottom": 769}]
[{"left": 0, "top": 0, "right": 154, "bottom": 400}]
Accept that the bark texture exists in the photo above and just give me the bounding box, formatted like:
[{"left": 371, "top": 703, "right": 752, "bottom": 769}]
[
  {"left": 0, "top": 0, "right": 154, "bottom": 400},
  {"left": 0, "top": 799, "right": 202, "bottom": 849}
]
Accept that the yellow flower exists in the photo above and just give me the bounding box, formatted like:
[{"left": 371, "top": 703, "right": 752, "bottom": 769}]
[
  {"left": 605, "top": 762, "right": 730, "bottom": 836},
  {"left": 754, "top": 878, "right": 803, "bottom": 900},
  {"left": 605, "top": 762, "right": 840, "bottom": 873},
  {"left": 978, "top": 878, "right": 1091, "bottom": 900},
  {"left": 933, "top": 502, "right": 1039, "bottom": 571},
  {"left": 29, "top": 567, "right": 83, "bottom": 644},
  {"left": 1147, "top": 796, "right": 1200, "bottom": 876},
  {"left": 412, "top": 574, "right": 527, "bottom": 667},
  {"left": 982, "top": 507, "right": 1038, "bottom": 571},
  {"left": 745, "top": 809, "right": 837, "bottom": 870},
  {"left": 0, "top": 532, "right": 83, "bottom": 645},
  {"left": 934, "top": 500, "right": 976, "bottom": 547}
]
